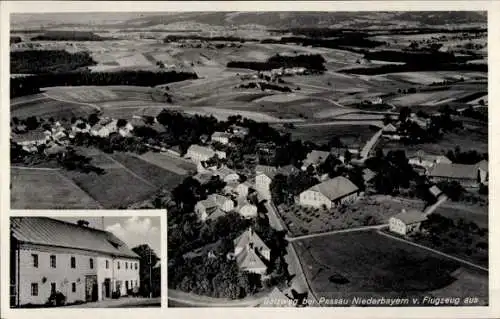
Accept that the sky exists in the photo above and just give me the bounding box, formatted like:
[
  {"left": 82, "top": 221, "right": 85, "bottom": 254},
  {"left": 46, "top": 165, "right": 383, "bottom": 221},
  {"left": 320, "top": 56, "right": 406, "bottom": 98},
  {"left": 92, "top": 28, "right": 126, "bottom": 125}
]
[{"left": 55, "top": 216, "right": 162, "bottom": 256}]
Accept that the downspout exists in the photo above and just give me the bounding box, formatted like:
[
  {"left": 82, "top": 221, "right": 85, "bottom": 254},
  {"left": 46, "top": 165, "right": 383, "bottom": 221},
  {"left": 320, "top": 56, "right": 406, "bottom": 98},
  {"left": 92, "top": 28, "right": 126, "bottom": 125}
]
[{"left": 17, "top": 240, "right": 20, "bottom": 307}]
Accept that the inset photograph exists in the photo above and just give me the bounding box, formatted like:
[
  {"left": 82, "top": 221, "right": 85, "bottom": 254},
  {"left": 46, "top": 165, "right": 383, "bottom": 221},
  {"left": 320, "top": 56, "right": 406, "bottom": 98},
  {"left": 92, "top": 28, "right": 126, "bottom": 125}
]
[{"left": 9, "top": 215, "right": 161, "bottom": 308}]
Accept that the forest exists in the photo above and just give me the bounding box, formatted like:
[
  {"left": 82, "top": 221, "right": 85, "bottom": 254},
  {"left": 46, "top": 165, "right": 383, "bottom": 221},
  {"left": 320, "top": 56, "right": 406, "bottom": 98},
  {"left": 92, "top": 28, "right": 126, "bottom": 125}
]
[
  {"left": 10, "top": 70, "right": 198, "bottom": 98},
  {"left": 30, "top": 30, "right": 110, "bottom": 41},
  {"left": 11, "top": 50, "right": 96, "bottom": 74},
  {"left": 227, "top": 53, "right": 326, "bottom": 71}
]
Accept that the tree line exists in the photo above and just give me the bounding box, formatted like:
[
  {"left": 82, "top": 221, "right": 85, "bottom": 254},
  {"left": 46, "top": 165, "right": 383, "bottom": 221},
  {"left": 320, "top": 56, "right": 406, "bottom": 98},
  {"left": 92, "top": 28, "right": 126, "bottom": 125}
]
[
  {"left": 11, "top": 70, "right": 198, "bottom": 98},
  {"left": 227, "top": 53, "right": 326, "bottom": 71},
  {"left": 30, "top": 31, "right": 110, "bottom": 41}
]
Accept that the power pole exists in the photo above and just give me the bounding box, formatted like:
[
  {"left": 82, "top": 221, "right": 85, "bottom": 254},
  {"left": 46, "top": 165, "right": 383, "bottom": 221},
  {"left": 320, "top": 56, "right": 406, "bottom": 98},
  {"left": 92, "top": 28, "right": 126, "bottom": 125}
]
[{"left": 149, "top": 247, "right": 152, "bottom": 298}]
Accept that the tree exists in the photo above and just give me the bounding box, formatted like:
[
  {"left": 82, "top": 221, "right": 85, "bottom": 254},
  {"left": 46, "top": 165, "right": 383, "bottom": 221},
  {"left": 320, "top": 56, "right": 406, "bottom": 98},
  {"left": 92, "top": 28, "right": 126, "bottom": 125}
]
[
  {"left": 88, "top": 113, "right": 100, "bottom": 126},
  {"left": 344, "top": 149, "right": 352, "bottom": 164},
  {"left": 478, "top": 99, "right": 485, "bottom": 106},
  {"left": 116, "top": 119, "right": 127, "bottom": 128},
  {"left": 132, "top": 244, "right": 161, "bottom": 297},
  {"left": 399, "top": 106, "right": 411, "bottom": 123}
]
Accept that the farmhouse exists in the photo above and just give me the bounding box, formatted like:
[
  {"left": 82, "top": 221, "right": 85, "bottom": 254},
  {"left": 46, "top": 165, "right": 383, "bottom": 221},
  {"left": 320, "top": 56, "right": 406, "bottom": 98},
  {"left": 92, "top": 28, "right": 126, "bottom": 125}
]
[
  {"left": 72, "top": 120, "right": 91, "bottom": 134},
  {"left": 229, "top": 125, "right": 249, "bottom": 138},
  {"left": 382, "top": 123, "right": 401, "bottom": 140},
  {"left": 238, "top": 204, "right": 258, "bottom": 219},
  {"left": 185, "top": 144, "right": 216, "bottom": 163},
  {"left": 301, "top": 150, "right": 330, "bottom": 171},
  {"left": 90, "top": 119, "right": 117, "bottom": 138},
  {"left": 10, "top": 217, "right": 140, "bottom": 307},
  {"left": 255, "top": 165, "right": 278, "bottom": 200},
  {"left": 299, "top": 176, "right": 359, "bottom": 209},
  {"left": 214, "top": 166, "right": 240, "bottom": 183},
  {"left": 195, "top": 194, "right": 234, "bottom": 222},
  {"left": 389, "top": 209, "right": 427, "bottom": 236},
  {"left": 409, "top": 153, "right": 451, "bottom": 171},
  {"left": 428, "top": 163, "right": 481, "bottom": 188},
  {"left": 232, "top": 228, "right": 270, "bottom": 275},
  {"left": 12, "top": 131, "right": 49, "bottom": 151},
  {"left": 211, "top": 131, "right": 231, "bottom": 145}
]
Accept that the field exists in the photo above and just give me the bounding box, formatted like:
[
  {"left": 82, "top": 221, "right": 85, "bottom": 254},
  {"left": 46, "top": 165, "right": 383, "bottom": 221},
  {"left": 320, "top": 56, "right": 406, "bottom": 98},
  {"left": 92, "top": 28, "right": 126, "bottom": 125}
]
[
  {"left": 43, "top": 86, "right": 153, "bottom": 103},
  {"left": 279, "top": 124, "right": 379, "bottom": 146},
  {"left": 432, "top": 204, "right": 488, "bottom": 229},
  {"left": 11, "top": 96, "right": 97, "bottom": 120},
  {"left": 11, "top": 167, "right": 102, "bottom": 209},
  {"left": 139, "top": 151, "right": 196, "bottom": 175},
  {"left": 59, "top": 148, "right": 186, "bottom": 208},
  {"left": 381, "top": 128, "right": 488, "bottom": 154},
  {"left": 279, "top": 196, "right": 423, "bottom": 236},
  {"left": 294, "top": 230, "right": 488, "bottom": 305}
]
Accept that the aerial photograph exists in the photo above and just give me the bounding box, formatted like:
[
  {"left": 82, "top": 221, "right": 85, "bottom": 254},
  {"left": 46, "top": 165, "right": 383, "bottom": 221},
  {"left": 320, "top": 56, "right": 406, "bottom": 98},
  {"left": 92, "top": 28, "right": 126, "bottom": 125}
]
[
  {"left": 9, "top": 11, "right": 488, "bottom": 307},
  {"left": 9, "top": 215, "right": 161, "bottom": 308}
]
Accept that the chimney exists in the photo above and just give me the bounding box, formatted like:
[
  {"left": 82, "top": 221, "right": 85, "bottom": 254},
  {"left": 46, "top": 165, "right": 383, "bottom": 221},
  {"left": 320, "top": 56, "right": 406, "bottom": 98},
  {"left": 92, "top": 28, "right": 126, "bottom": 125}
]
[{"left": 77, "top": 220, "right": 89, "bottom": 227}]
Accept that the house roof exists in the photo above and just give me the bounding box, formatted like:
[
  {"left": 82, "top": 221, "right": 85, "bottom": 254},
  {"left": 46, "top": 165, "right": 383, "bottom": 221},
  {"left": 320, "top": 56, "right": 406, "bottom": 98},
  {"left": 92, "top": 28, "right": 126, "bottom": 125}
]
[
  {"left": 208, "top": 193, "right": 232, "bottom": 207},
  {"left": 363, "top": 168, "right": 376, "bottom": 182},
  {"left": 239, "top": 204, "right": 258, "bottom": 218},
  {"left": 187, "top": 144, "right": 215, "bottom": 157},
  {"left": 392, "top": 209, "right": 427, "bottom": 225},
  {"left": 307, "top": 176, "right": 359, "bottom": 201},
  {"left": 215, "top": 166, "right": 239, "bottom": 180},
  {"left": 234, "top": 228, "right": 269, "bottom": 252},
  {"left": 197, "top": 198, "right": 218, "bottom": 210},
  {"left": 409, "top": 152, "right": 451, "bottom": 164},
  {"left": 206, "top": 207, "right": 227, "bottom": 221},
  {"left": 428, "top": 163, "right": 478, "bottom": 180},
  {"left": 11, "top": 217, "right": 139, "bottom": 259},
  {"left": 211, "top": 131, "right": 231, "bottom": 139},
  {"left": 303, "top": 150, "right": 330, "bottom": 166},
  {"left": 255, "top": 165, "right": 277, "bottom": 179},
  {"left": 476, "top": 160, "right": 488, "bottom": 172},
  {"left": 383, "top": 123, "right": 397, "bottom": 132},
  {"left": 193, "top": 172, "right": 214, "bottom": 184},
  {"left": 235, "top": 246, "right": 267, "bottom": 271},
  {"left": 277, "top": 164, "right": 299, "bottom": 176},
  {"left": 129, "top": 117, "right": 147, "bottom": 127},
  {"left": 429, "top": 185, "right": 443, "bottom": 197},
  {"left": 11, "top": 130, "right": 47, "bottom": 143}
]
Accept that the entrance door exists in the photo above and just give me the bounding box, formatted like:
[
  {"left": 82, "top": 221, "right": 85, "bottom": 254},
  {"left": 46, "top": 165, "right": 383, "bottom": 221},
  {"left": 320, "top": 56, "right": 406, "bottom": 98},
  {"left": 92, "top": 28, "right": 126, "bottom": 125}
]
[
  {"left": 125, "top": 281, "right": 129, "bottom": 295},
  {"left": 103, "top": 279, "right": 111, "bottom": 298},
  {"left": 85, "top": 275, "right": 98, "bottom": 302}
]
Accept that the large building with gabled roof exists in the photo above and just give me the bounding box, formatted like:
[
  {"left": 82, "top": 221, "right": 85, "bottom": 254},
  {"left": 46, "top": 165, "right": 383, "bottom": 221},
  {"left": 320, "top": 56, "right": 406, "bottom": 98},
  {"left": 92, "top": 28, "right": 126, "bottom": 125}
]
[
  {"left": 232, "top": 228, "right": 270, "bottom": 275},
  {"left": 299, "top": 176, "right": 359, "bottom": 209},
  {"left": 10, "top": 217, "right": 140, "bottom": 307}
]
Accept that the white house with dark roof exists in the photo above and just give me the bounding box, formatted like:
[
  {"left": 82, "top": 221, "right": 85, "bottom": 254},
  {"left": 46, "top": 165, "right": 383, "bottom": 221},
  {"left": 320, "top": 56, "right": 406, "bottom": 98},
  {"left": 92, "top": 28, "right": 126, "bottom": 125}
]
[
  {"left": 299, "top": 176, "right": 359, "bottom": 209},
  {"left": 211, "top": 131, "right": 231, "bottom": 145},
  {"left": 10, "top": 217, "right": 140, "bottom": 307},
  {"left": 195, "top": 194, "right": 234, "bottom": 222},
  {"left": 214, "top": 166, "right": 240, "bottom": 184},
  {"left": 255, "top": 165, "right": 278, "bottom": 200},
  {"left": 389, "top": 209, "right": 427, "bottom": 236},
  {"left": 185, "top": 145, "right": 219, "bottom": 163},
  {"left": 232, "top": 228, "right": 270, "bottom": 275}
]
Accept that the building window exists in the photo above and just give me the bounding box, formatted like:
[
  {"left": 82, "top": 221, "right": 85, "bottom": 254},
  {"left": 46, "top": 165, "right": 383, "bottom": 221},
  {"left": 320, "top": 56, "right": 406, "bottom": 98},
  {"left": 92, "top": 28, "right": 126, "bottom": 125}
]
[
  {"left": 117, "top": 261, "right": 120, "bottom": 269},
  {"left": 50, "top": 255, "right": 56, "bottom": 268},
  {"left": 106, "top": 260, "right": 109, "bottom": 269},
  {"left": 32, "top": 254, "right": 38, "bottom": 268},
  {"left": 70, "top": 256, "right": 76, "bottom": 268},
  {"left": 31, "top": 283, "right": 38, "bottom": 296},
  {"left": 89, "top": 258, "right": 94, "bottom": 269},
  {"left": 135, "top": 263, "right": 138, "bottom": 270},
  {"left": 51, "top": 283, "right": 56, "bottom": 294},
  {"left": 72, "top": 283, "right": 76, "bottom": 293},
  {"left": 126, "top": 262, "right": 128, "bottom": 269}
]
